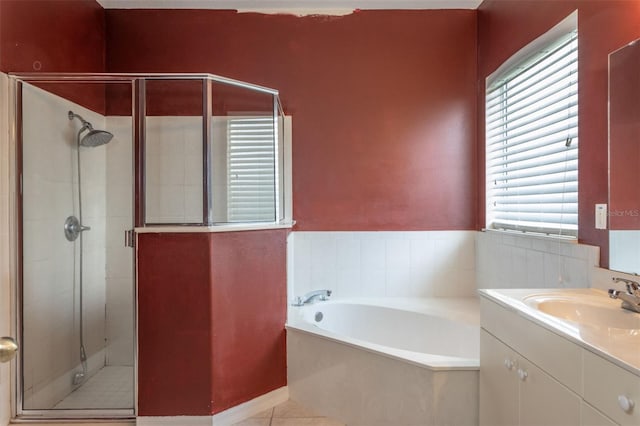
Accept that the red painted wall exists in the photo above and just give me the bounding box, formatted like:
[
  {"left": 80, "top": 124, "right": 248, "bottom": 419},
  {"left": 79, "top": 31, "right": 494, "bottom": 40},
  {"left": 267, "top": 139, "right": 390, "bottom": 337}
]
[
  {"left": 137, "top": 230, "right": 287, "bottom": 416},
  {"left": 105, "top": 9, "right": 478, "bottom": 231},
  {"left": 609, "top": 41, "right": 640, "bottom": 230},
  {"left": 0, "top": 0, "right": 106, "bottom": 112},
  {"left": 477, "top": 0, "right": 640, "bottom": 267},
  {"left": 137, "top": 233, "right": 214, "bottom": 415},
  {"left": 0, "top": 0, "right": 105, "bottom": 72},
  {"left": 209, "top": 230, "right": 287, "bottom": 413}
]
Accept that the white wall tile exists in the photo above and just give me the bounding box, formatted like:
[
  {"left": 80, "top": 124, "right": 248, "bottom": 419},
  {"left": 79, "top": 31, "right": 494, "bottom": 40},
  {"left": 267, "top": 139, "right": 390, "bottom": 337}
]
[
  {"left": 105, "top": 116, "right": 134, "bottom": 367},
  {"left": 476, "top": 231, "right": 599, "bottom": 290},
  {"left": 21, "top": 84, "right": 108, "bottom": 408},
  {"left": 361, "top": 268, "right": 387, "bottom": 297},
  {"left": 361, "top": 239, "right": 386, "bottom": 270},
  {"left": 336, "top": 238, "right": 360, "bottom": 270},
  {"left": 386, "top": 239, "right": 410, "bottom": 270},
  {"left": 525, "top": 250, "right": 545, "bottom": 287},
  {"left": 144, "top": 116, "right": 203, "bottom": 224},
  {"left": 289, "top": 231, "right": 477, "bottom": 300},
  {"left": 336, "top": 268, "right": 362, "bottom": 298},
  {"left": 385, "top": 268, "right": 413, "bottom": 297}
]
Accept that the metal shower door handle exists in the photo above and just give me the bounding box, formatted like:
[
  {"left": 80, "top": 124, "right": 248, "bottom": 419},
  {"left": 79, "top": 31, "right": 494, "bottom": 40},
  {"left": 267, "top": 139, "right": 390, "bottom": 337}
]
[{"left": 0, "top": 337, "right": 18, "bottom": 363}]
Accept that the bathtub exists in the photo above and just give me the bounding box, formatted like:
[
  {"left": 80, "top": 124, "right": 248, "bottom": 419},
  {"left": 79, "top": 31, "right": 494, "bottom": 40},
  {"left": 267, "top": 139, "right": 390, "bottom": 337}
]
[{"left": 286, "top": 298, "right": 480, "bottom": 426}]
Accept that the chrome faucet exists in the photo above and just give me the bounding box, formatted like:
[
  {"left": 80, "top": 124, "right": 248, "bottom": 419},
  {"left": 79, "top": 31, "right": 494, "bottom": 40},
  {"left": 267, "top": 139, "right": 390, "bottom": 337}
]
[
  {"left": 608, "top": 277, "right": 640, "bottom": 313},
  {"left": 292, "top": 289, "right": 332, "bottom": 306}
]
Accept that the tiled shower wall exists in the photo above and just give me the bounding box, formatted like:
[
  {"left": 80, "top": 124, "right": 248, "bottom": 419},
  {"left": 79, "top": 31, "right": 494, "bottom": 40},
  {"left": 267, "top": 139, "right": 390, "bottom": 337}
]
[
  {"left": 105, "top": 116, "right": 134, "bottom": 366},
  {"left": 144, "top": 116, "right": 203, "bottom": 224},
  {"left": 288, "top": 231, "right": 477, "bottom": 301},
  {"left": 143, "top": 116, "right": 246, "bottom": 224},
  {"left": 21, "top": 83, "right": 107, "bottom": 407},
  {"left": 19, "top": 84, "right": 138, "bottom": 407}
]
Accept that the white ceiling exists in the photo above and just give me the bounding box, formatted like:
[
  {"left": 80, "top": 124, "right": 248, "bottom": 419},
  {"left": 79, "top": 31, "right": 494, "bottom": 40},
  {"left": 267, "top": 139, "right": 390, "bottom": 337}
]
[{"left": 96, "top": 0, "right": 482, "bottom": 11}]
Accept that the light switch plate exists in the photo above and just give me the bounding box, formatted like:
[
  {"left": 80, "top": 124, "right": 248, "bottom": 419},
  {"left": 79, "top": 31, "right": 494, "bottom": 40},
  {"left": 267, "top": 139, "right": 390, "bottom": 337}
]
[{"left": 595, "top": 204, "right": 607, "bottom": 229}]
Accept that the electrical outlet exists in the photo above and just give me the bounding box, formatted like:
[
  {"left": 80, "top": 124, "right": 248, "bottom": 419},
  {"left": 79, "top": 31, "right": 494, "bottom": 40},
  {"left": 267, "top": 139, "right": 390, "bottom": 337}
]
[{"left": 595, "top": 204, "right": 607, "bottom": 229}]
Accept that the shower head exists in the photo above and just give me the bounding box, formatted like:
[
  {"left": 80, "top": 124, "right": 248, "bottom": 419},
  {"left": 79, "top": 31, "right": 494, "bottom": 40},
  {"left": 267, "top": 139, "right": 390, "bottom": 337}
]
[
  {"left": 80, "top": 129, "right": 113, "bottom": 147},
  {"left": 68, "top": 110, "right": 113, "bottom": 147}
]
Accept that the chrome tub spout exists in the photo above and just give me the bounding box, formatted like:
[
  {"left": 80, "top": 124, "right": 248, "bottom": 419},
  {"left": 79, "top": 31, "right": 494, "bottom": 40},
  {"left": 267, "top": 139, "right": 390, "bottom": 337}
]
[{"left": 292, "top": 289, "right": 332, "bottom": 306}]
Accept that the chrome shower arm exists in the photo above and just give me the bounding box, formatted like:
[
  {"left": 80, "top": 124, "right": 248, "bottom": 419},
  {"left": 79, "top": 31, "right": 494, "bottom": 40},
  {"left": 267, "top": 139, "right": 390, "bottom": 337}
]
[{"left": 68, "top": 110, "right": 94, "bottom": 131}]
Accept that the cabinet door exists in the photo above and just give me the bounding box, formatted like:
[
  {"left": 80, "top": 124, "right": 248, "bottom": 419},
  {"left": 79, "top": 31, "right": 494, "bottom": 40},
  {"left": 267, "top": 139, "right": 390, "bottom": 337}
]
[
  {"left": 518, "top": 356, "right": 581, "bottom": 426},
  {"left": 581, "top": 401, "right": 618, "bottom": 426},
  {"left": 480, "top": 330, "right": 519, "bottom": 426}
]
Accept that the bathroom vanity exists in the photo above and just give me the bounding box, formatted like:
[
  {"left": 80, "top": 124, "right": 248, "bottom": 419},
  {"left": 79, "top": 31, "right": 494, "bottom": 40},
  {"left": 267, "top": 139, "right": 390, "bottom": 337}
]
[{"left": 479, "top": 288, "right": 640, "bottom": 426}]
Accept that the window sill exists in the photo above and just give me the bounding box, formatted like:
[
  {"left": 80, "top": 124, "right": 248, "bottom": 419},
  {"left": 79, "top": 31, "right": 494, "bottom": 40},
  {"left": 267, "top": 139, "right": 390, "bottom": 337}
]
[{"left": 482, "top": 228, "right": 578, "bottom": 243}]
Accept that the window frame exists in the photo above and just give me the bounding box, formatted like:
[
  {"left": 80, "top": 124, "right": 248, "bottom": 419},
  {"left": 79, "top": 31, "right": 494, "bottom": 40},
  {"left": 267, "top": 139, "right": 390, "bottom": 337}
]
[{"left": 485, "top": 11, "right": 579, "bottom": 238}]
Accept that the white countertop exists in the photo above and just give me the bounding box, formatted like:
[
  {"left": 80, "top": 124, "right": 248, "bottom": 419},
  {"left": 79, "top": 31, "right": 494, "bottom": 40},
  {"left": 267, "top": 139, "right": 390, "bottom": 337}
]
[{"left": 479, "top": 288, "right": 640, "bottom": 377}]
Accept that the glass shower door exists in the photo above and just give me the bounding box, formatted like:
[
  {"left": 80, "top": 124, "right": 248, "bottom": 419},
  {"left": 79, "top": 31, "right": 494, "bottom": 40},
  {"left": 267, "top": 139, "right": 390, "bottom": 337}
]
[{"left": 19, "top": 80, "right": 135, "bottom": 417}]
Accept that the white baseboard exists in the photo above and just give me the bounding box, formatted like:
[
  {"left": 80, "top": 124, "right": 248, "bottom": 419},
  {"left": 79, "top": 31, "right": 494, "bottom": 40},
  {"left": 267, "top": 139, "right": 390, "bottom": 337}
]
[
  {"left": 136, "top": 386, "right": 289, "bottom": 426},
  {"left": 211, "top": 386, "right": 289, "bottom": 425},
  {"left": 136, "top": 416, "right": 212, "bottom": 426}
]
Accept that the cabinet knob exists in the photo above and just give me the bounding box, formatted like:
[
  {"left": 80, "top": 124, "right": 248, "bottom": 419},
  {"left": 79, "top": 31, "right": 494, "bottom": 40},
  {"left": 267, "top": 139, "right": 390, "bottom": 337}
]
[
  {"left": 618, "top": 395, "right": 635, "bottom": 414},
  {"left": 517, "top": 368, "right": 528, "bottom": 381},
  {"left": 503, "top": 359, "right": 514, "bottom": 370}
]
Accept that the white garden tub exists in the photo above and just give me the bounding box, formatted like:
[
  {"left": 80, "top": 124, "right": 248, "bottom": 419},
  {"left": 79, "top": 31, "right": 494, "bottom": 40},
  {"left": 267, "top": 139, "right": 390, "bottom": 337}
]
[{"left": 286, "top": 298, "right": 480, "bottom": 426}]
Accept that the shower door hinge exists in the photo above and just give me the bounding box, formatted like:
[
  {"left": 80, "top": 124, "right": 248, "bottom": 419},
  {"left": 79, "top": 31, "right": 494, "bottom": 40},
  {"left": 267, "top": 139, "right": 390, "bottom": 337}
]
[{"left": 125, "top": 229, "right": 135, "bottom": 248}]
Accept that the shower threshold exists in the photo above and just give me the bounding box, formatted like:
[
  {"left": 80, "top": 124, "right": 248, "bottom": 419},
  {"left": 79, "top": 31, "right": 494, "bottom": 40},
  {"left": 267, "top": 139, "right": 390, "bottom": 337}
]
[{"left": 17, "top": 366, "right": 135, "bottom": 421}]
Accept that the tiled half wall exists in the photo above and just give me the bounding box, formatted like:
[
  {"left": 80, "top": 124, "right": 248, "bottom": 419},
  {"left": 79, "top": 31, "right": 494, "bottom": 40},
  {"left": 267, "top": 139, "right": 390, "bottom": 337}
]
[
  {"left": 476, "top": 231, "right": 600, "bottom": 290},
  {"left": 288, "top": 231, "right": 477, "bottom": 300},
  {"left": 288, "top": 230, "right": 603, "bottom": 301}
]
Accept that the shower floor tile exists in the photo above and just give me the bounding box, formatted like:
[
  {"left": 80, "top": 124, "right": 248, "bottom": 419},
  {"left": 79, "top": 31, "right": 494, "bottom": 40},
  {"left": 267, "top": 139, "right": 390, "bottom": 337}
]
[{"left": 54, "top": 366, "right": 134, "bottom": 410}]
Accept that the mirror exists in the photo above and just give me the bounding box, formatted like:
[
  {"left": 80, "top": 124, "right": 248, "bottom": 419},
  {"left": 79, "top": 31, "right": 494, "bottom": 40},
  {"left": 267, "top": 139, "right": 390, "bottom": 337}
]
[{"left": 609, "top": 38, "right": 640, "bottom": 274}]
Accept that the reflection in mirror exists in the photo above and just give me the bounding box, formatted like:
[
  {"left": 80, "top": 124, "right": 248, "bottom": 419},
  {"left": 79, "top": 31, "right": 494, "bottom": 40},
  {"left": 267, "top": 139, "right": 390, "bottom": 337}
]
[{"left": 609, "top": 38, "right": 640, "bottom": 274}]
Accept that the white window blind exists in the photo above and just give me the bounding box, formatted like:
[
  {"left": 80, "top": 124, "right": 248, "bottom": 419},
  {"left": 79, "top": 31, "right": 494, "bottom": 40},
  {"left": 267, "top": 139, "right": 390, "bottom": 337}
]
[
  {"left": 227, "top": 116, "right": 276, "bottom": 222},
  {"left": 486, "top": 30, "right": 578, "bottom": 237}
]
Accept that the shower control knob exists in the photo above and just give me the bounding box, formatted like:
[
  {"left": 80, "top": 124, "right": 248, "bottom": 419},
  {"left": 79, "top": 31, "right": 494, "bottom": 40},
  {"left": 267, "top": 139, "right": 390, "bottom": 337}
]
[
  {"left": 64, "top": 216, "right": 91, "bottom": 242},
  {"left": 0, "top": 337, "right": 18, "bottom": 363},
  {"left": 503, "top": 359, "right": 515, "bottom": 370}
]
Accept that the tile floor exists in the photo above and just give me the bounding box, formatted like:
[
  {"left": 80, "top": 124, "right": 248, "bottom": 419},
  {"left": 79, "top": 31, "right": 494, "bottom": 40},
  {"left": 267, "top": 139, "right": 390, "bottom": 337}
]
[
  {"left": 232, "top": 399, "right": 345, "bottom": 426},
  {"left": 53, "top": 366, "right": 134, "bottom": 409}
]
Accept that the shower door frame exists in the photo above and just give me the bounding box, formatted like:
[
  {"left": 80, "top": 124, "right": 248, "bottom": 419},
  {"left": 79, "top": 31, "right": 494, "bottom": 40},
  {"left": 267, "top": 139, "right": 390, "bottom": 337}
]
[
  {"left": 10, "top": 74, "right": 139, "bottom": 420},
  {"left": 9, "top": 72, "right": 283, "bottom": 421}
]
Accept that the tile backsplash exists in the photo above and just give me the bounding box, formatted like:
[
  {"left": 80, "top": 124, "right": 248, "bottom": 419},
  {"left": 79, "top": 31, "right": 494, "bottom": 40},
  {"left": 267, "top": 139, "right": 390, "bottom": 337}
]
[
  {"left": 288, "top": 231, "right": 477, "bottom": 300},
  {"left": 288, "top": 230, "right": 610, "bottom": 301},
  {"left": 476, "top": 230, "right": 600, "bottom": 289}
]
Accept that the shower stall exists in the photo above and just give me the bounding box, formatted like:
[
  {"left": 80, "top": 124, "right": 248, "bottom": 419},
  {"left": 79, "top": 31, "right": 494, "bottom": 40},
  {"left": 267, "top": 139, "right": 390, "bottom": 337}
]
[
  {"left": 18, "top": 78, "right": 136, "bottom": 417},
  {"left": 9, "top": 73, "right": 285, "bottom": 420}
]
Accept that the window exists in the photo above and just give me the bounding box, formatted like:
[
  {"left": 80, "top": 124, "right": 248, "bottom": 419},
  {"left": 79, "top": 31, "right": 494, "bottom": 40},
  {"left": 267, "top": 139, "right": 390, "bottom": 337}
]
[
  {"left": 486, "top": 29, "right": 578, "bottom": 237},
  {"left": 227, "top": 115, "right": 278, "bottom": 222}
]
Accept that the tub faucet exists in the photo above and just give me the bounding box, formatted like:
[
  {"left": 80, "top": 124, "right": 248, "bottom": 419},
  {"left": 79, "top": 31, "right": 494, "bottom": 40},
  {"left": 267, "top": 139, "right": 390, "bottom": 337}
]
[
  {"left": 292, "top": 289, "right": 332, "bottom": 306},
  {"left": 608, "top": 277, "right": 640, "bottom": 313}
]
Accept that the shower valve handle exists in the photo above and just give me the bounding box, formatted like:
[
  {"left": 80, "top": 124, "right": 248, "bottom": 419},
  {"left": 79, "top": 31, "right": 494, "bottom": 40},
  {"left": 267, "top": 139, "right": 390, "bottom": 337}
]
[{"left": 64, "top": 216, "right": 91, "bottom": 241}]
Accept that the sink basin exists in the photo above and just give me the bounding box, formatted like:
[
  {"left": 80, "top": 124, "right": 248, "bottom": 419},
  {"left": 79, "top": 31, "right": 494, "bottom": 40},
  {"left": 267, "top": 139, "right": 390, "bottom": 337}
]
[
  {"left": 523, "top": 292, "right": 640, "bottom": 352},
  {"left": 533, "top": 299, "right": 640, "bottom": 330}
]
